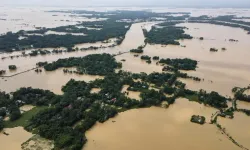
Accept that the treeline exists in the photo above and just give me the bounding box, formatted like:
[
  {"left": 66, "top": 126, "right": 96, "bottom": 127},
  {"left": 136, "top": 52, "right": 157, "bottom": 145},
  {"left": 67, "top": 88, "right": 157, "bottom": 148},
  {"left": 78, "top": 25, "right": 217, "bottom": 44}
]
[
  {"left": 51, "top": 10, "right": 189, "bottom": 22},
  {"left": 0, "top": 20, "right": 130, "bottom": 52},
  {"left": 44, "top": 54, "right": 122, "bottom": 75},
  {"left": 188, "top": 20, "right": 250, "bottom": 32},
  {"left": 198, "top": 90, "right": 228, "bottom": 108}
]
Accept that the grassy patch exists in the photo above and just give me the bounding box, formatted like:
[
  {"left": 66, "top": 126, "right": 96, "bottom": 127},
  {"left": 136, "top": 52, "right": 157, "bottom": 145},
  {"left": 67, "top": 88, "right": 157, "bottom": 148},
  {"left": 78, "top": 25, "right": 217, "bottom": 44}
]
[
  {"left": 4, "top": 106, "right": 48, "bottom": 128},
  {"left": 185, "top": 94, "right": 201, "bottom": 103}
]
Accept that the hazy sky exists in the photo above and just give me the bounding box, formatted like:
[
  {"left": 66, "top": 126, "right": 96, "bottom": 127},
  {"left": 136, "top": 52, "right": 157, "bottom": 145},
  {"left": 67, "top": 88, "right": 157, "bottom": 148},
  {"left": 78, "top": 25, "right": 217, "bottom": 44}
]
[{"left": 1, "top": 0, "right": 250, "bottom": 7}]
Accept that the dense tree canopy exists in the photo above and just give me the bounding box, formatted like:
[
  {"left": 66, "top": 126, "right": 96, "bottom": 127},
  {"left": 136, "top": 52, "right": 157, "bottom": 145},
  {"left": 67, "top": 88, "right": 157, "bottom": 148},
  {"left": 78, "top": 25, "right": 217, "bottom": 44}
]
[
  {"left": 144, "top": 25, "right": 193, "bottom": 45},
  {"left": 159, "top": 58, "right": 198, "bottom": 70}
]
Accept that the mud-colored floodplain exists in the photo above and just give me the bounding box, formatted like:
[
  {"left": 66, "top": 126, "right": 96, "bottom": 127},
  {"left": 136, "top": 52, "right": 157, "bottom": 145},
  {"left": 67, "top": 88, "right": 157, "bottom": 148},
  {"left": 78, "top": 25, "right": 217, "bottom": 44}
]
[
  {"left": 19, "top": 105, "right": 35, "bottom": 113},
  {"left": 21, "top": 135, "right": 54, "bottom": 150},
  {"left": 144, "top": 23, "right": 250, "bottom": 97},
  {"left": 0, "top": 68, "right": 103, "bottom": 94},
  {"left": 84, "top": 98, "right": 241, "bottom": 150},
  {"left": 121, "top": 85, "right": 141, "bottom": 100},
  {"left": 90, "top": 88, "right": 101, "bottom": 94},
  {"left": 0, "top": 127, "right": 33, "bottom": 150},
  {"left": 218, "top": 112, "right": 250, "bottom": 149}
]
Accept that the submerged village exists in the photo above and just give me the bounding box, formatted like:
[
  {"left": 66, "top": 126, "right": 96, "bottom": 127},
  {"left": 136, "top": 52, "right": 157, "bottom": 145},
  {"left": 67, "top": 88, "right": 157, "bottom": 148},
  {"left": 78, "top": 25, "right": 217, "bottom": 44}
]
[{"left": 0, "top": 7, "right": 250, "bottom": 150}]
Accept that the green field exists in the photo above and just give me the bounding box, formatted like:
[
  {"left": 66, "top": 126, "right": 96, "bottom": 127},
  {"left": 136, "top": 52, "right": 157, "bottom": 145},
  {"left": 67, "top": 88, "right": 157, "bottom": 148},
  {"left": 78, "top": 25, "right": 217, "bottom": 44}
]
[{"left": 4, "top": 106, "right": 48, "bottom": 128}]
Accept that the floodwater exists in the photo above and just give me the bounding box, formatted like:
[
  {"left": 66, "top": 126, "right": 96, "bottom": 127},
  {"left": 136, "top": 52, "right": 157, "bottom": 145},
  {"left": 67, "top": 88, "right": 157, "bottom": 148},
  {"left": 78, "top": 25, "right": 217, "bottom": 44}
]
[
  {"left": 143, "top": 23, "right": 250, "bottom": 97},
  {"left": 90, "top": 88, "right": 101, "bottom": 94},
  {"left": 0, "top": 6, "right": 107, "bottom": 34},
  {"left": 218, "top": 112, "right": 250, "bottom": 149},
  {"left": 121, "top": 85, "right": 141, "bottom": 100},
  {"left": 45, "top": 30, "right": 87, "bottom": 36},
  {"left": 19, "top": 105, "right": 35, "bottom": 113},
  {"left": 84, "top": 98, "right": 240, "bottom": 150},
  {"left": 116, "top": 53, "right": 162, "bottom": 74},
  {"left": 0, "top": 127, "right": 33, "bottom": 150},
  {"left": 74, "top": 38, "right": 118, "bottom": 49},
  {"left": 0, "top": 68, "right": 103, "bottom": 94},
  {"left": 1, "top": 8, "right": 250, "bottom": 150},
  {"left": 0, "top": 22, "right": 146, "bottom": 93}
]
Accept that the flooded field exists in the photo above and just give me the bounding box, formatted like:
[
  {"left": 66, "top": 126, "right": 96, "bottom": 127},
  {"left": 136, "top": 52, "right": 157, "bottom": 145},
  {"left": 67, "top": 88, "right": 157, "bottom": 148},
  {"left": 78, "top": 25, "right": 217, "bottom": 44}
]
[
  {"left": 0, "top": 68, "right": 103, "bottom": 94},
  {"left": 84, "top": 98, "right": 240, "bottom": 150},
  {"left": 121, "top": 85, "right": 141, "bottom": 100},
  {"left": 19, "top": 105, "right": 35, "bottom": 113},
  {"left": 90, "top": 88, "right": 101, "bottom": 94},
  {"left": 0, "top": 6, "right": 107, "bottom": 34},
  {"left": 0, "top": 127, "right": 33, "bottom": 150}
]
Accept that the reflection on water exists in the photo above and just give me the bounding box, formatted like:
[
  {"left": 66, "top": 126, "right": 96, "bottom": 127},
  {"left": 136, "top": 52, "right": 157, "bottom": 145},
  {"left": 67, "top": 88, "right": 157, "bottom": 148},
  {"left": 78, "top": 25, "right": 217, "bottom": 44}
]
[
  {"left": 84, "top": 98, "right": 240, "bottom": 150},
  {"left": 0, "top": 127, "right": 33, "bottom": 150}
]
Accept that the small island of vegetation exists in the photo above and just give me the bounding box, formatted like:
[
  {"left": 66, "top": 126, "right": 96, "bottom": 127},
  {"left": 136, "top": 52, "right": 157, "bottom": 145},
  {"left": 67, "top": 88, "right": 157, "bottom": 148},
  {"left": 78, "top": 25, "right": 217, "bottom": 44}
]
[
  {"left": 140, "top": 55, "right": 151, "bottom": 61},
  {"left": 130, "top": 49, "right": 144, "bottom": 53},
  {"left": 210, "top": 48, "right": 218, "bottom": 52},
  {"left": 144, "top": 23, "right": 193, "bottom": 45},
  {"left": 159, "top": 58, "right": 198, "bottom": 70},
  {"left": 190, "top": 115, "right": 206, "bottom": 125},
  {"left": 8, "top": 65, "right": 17, "bottom": 70}
]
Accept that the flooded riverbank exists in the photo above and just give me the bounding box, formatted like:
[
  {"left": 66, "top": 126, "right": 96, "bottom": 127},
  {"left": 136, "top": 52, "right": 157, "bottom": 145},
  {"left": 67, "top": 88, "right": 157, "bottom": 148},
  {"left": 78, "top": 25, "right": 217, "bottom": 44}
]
[{"left": 84, "top": 98, "right": 240, "bottom": 150}]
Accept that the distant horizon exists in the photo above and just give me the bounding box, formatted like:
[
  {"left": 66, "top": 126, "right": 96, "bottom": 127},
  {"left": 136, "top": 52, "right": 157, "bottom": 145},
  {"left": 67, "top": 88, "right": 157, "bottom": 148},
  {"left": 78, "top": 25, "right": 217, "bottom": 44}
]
[
  {"left": 1, "top": 2, "right": 250, "bottom": 9},
  {"left": 1, "top": 4, "right": 250, "bottom": 9}
]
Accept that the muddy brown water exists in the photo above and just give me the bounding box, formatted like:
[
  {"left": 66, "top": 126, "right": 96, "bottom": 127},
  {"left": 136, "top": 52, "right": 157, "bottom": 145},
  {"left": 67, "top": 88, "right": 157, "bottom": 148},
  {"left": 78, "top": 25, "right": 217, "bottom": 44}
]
[
  {"left": 0, "top": 23, "right": 145, "bottom": 93},
  {"left": 0, "top": 127, "right": 33, "bottom": 150},
  {"left": 84, "top": 98, "right": 241, "bottom": 150},
  {"left": 1, "top": 8, "right": 250, "bottom": 150}
]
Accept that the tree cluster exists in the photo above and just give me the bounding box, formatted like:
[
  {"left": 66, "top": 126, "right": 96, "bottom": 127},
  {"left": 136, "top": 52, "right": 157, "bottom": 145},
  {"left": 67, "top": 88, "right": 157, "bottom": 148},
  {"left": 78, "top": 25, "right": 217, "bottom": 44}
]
[
  {"left": 44, "top": 54, "right": 122, "bottom": 75},
  {"left": 144, "top": 26, "right": 193, "bottom": 45},
  {"left": 159, "top": 58, "right": 197, "bottom": 70}
]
